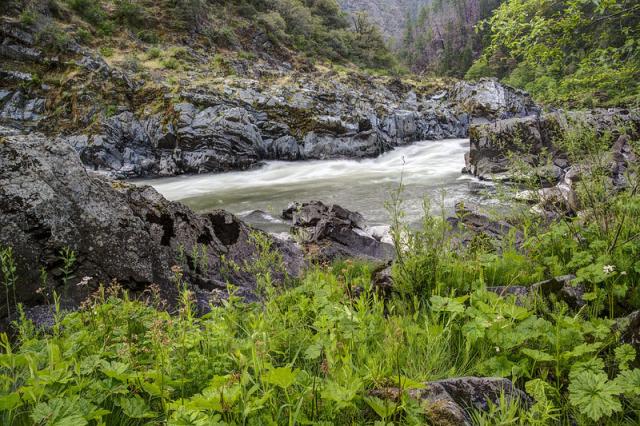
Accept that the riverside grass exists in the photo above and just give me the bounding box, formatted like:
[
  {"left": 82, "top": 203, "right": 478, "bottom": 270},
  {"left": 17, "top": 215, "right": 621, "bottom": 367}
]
[{"left": 1, "top": 131, "right": 640, "bottom": 425}]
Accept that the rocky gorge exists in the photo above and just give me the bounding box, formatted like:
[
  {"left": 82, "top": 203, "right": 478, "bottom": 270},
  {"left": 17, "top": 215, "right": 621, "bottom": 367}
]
[{"left": 2, "top": 10, "right": 639, "bottom": 311}]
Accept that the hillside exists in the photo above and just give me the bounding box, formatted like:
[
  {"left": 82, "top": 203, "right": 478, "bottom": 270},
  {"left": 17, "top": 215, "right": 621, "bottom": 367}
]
[
  {"left": 337, "top": 0, "right": 427, "bottom": 45},
  {"left": 400, "top": 0, "right": 503, "bottom": 76}
]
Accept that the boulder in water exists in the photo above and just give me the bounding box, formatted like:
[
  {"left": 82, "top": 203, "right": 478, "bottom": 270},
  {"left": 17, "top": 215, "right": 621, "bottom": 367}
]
[{"left": 283, "top": 201, "right": 395, "bottom": 262}]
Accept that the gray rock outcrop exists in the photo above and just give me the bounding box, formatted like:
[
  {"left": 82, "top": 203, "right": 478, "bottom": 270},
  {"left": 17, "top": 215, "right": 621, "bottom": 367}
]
[
  {"left": 466, "top": 109, "right": 640, "bottom": 181},
  {"left": 283, "top": 201, "right": 395, "bottom": 261},
  {"left": 0, "top": 133, "right": 304, "bottom": 316},
  {"left": 370, "top": 377, "right": 531, "bottom": 425}
]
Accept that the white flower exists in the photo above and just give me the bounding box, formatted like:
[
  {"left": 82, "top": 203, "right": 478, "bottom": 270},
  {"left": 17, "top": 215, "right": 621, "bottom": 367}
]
[
  {"left": 77, "top": 276, "right": 93, "bottom": 287},
  {"left": 495, "top": 347, "right": 500, "bottom": 353},
  {"left": 603, "top": 265, "right": 616, "bottom": 275},
  {"left": 620, "top": 271, "right": 627, "bottom": 276}
]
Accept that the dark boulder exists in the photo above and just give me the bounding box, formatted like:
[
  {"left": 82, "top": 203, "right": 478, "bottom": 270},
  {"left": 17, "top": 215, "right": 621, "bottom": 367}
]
[
  {"left": 488, "top": 275, "right": 585, "bottom": 309},
  {"left": 0, "top": 133, "right": 303, "bottom": 318},
  {"left": 283, "top": 201, "right": 395, "bottom": 262},
  {"left": 447, "top": 202, "right": 523, "bottom": 245}
]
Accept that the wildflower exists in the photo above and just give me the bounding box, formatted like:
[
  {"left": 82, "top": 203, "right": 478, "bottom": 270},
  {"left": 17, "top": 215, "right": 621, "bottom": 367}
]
[
  {"left": 77, "top": 276, "right": 93, "bottom": 287},
  {"left": 495, "top": 347, "right": 500, "bottom": 353},
  {"left": 35, "top": 287, "right": 44, "bottom": 294},
  {"left": 603, "top": 265, "right": 616, "bottom": 275},
  {"left": 171, "top": 265, "right": 183, "bottom": 274},
  {"left": 620, "top": 271, "right": 627, "bottom": 276}
]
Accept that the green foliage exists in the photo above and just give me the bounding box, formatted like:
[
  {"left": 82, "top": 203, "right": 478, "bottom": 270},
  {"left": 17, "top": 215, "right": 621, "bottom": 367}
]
[
  {"left": 475, "top": 0, "right": 640, "bottom": 106},
  {"left": 0, "top": 132, "right": 639, "bottom": 424}
]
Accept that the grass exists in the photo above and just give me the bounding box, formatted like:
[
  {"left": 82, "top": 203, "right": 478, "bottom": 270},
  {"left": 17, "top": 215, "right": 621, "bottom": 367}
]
[{"left": 1, "top": 132, "right": 640, "bottom": 424}]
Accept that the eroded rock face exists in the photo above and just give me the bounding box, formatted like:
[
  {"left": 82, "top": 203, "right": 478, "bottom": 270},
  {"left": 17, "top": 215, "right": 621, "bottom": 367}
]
[
  {"left": 370, "top": 377, "right": 531, "bottom": 426},
  {"left": 466, "top": 109, "right": 640, "bottom": 181},
  {"left": 283, "top": 201, "right": 395, "bottom": 262},
  {"left": 452, "top": 79, "right": 540, "bottom": 121},
  {"left": 59, "top": 75, "right": 532, "bottom": 178},
  {"left": 0, "top": 134, "right": 304, "bottom": 316}
]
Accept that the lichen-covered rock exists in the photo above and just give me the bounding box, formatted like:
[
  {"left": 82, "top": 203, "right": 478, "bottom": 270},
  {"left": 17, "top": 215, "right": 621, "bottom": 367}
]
[
  {"left": 0, "top": 133, "right": 303, "bottom": 317},
  {"left": 466, "top": 109, "right": 640, "bottom": 181},
  {"left": 451, "top": 78, "right": 540, "bottom": 120},
  {"left": 370, "top": 377, "right": 531, "bottom": 426},
  {"left": 57, "top": 71, "right": 534, "bottom": 178},
  {"left": 0, "top": 89, "right": 45, "bottom": 124}
]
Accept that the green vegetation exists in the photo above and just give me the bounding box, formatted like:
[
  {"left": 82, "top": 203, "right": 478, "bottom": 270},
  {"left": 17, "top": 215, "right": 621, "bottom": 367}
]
[
  {"left": 7, "top": 0, "right": 396, "bottom": 71},
  {"left": 401, "top": 0, "right": 503, "bottom": 77},
  {"left": 1, "top": 130, "right": 639, "bottom": 424},
  {"left": 467, "top": 0, "right": 640, "bottom": 107}
]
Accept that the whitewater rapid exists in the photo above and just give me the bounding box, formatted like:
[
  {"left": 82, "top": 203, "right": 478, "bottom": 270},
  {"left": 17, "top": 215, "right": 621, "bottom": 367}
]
[{"left": 140, "top": 139, "right": 490, "bottom": 231}]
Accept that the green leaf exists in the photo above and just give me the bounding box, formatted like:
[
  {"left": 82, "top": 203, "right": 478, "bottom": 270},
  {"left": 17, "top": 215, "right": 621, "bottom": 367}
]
[
  {"left": 612, "top": 369, "right": 640, "bottom": 396},
  {"left": 614, "top": 344, "right": 636, "bottom": 371},
  {"left": 118, "top": 395, "right": 157, "bottom": 419},
  {"left": 31, "top": 398, "right": 88, "bottom": 426},
  {"left": 304, "top": 341, "right": 323, "bottom": 360},
  {"left": 101, "top": 361, "right": 130, "bottom": 382},
  {"left": 321, "top": 379, "right": 361, "bottom": 409},
  {"left": 262, "top": 366, "right": 298, "bottom": 389},
  {"left": 521, "top": 348, "right": 555, "bottom": 362},
  {"left": 430, "top": 295, "right": 465, "bottom": 314},
  {"left": 569, "top": 371, "right": 622, "bottom": 422},
  {"left": 364, "top": 396, "right": 398, "bottom": 419},
  {"left": 0, "top": 392, "right": 21, "bottom": 411}
]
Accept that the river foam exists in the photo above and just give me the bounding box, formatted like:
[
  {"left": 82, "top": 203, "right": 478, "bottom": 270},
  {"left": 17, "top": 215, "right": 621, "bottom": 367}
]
[{"left": 140, "top": 139, "right": 488, "bottom": 231}]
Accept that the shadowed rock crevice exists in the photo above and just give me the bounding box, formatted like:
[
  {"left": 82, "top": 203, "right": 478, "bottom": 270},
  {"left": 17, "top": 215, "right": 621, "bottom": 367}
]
[
  {"left": 209, "top": 212, "right": 241, "bottom": 246},
  {"left": 145, "top": 212, "right": 175, "bottom": 247}
]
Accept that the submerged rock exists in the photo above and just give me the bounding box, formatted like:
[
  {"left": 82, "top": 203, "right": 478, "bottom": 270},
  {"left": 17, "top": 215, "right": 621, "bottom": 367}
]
[
  {"left": 0, "top": 133, "right": 303, "bottom": 317},
  {"left": 283, "top": 201, "right": 395, "bottom": 262}
]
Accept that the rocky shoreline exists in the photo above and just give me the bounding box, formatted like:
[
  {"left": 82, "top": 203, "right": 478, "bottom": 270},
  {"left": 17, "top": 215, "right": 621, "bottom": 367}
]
[{"left": 2, "top": 14, "right": 639, "bottom": 319}]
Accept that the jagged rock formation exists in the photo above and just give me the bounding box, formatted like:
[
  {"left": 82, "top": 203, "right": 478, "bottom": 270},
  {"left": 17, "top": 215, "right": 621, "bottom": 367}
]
[
  {"left": 466, "top": 109, "right": 640, "bottom": 181},
  {"left": 0, "top": 133, "right": 304, "bottom": 316},
  {"left": 283, "top": 201, "right": 395, "bottom": 261},
  {"left": 64, "top": 76, "right": 541, "bottom": 178}
]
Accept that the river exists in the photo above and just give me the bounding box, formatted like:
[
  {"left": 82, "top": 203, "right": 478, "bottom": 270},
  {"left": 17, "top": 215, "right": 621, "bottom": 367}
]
[{"left": 141, "top": 139, "right": 493, "bottom": 232}]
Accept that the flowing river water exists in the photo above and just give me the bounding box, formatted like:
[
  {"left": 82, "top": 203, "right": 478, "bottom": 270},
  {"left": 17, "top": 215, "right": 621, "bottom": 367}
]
[{"left": 141, "top": 139, "right": 494, "bottom": 232}]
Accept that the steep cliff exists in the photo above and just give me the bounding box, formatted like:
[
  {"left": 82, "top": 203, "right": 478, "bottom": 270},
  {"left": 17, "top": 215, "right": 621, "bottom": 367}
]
[{"left": 337, "top": 0, "right": 428, "bottom": 46}]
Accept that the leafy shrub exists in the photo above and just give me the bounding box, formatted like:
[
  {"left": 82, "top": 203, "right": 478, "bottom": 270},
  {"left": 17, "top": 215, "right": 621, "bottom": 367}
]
[
  {"left": 66, "top": 0, "right": 105, "bottom": 26},
  {"left": 114, "top": 0, "right": 145, "bottom": 28},
  {"left": 99, "top": 46, "right": 114, "bottom": 57},
  {"left": 146, "top": 47, "right": 162, "bottom": 60},
  {"left": 161, "top": 57, "right": 179, "bottom": 70}
]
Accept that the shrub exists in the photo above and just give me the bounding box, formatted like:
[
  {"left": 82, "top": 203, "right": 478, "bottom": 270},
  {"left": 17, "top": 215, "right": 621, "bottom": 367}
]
[
  {"left": 146, "top": 47, "right": 162, "bottom": 60},
  {"left": 161, "top": 57, "right": 179, "bottom": 70},
  {"left": 66, "top": 0, "right": 105, "bottom": 26},
  {"left": 99, "top": 46, "right": 114, "bottom": 57},
  {"left": 114, "top": 0, "right": 145, "bottom": 28}
]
